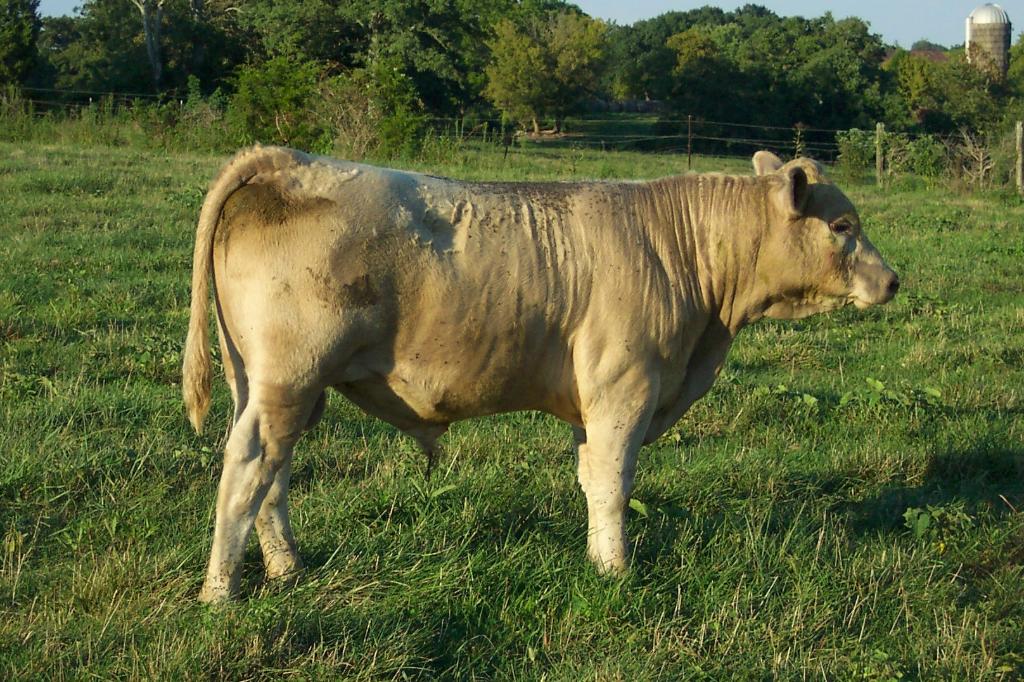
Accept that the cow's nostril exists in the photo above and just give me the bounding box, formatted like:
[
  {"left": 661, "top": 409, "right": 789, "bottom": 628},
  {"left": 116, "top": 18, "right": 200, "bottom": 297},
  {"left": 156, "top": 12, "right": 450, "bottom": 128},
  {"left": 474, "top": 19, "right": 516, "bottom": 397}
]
[{"left": 888, "top": 276, "right": 900, "bottom": 295}]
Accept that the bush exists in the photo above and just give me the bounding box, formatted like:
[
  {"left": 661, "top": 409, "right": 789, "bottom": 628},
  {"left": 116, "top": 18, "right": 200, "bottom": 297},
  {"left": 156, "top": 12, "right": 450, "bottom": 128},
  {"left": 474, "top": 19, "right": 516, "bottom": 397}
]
[
  {"left": 319, "top": 62, "right": 431, "bottom": 161},
  {"left": 887, "top": 134, "right": 946, "bottom": 178},
  {"left": 840, "top": 128, "right": 947, "bottom": 179},
  {"left": 836, "top": 128, "right": 875, "bottom": 170},
  {"left": 226, "top": 56, "right": 330, "bottom": 152},
  {"left": 903, "top": 136, "right": 947, "bottom": 177},
  {"left": 0, "top": 85, "right": 33, "bottom": 141}
]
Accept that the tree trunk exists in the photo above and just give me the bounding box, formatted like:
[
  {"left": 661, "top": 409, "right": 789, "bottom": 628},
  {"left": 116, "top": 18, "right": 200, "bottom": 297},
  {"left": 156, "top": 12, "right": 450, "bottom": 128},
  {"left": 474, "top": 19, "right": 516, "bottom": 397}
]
[
  {"left": 189, "top": 0, "right": 206, "bottom": 84},
  {"left": 131, "top": 0, "right": 164, "bottom": 91}
]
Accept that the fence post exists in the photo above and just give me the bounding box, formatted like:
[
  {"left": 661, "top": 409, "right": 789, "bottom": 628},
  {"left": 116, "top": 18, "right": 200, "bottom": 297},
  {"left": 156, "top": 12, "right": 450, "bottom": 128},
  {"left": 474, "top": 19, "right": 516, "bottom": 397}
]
[
  {"left": 1016, "top": 120, "right": 1023, "bottom": 195},
  {"left": 687, "top": 114, "right": 693, "bottom": 170},
  {"left": 875, "top": 122, "right": 885, "bottom": 186}
]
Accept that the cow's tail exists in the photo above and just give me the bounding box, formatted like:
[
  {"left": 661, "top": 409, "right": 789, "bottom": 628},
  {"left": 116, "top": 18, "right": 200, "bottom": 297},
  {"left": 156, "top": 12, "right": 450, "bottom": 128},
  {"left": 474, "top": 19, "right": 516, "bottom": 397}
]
[{"left": 182, "top": 145, "right": 306, "bottom": 433}]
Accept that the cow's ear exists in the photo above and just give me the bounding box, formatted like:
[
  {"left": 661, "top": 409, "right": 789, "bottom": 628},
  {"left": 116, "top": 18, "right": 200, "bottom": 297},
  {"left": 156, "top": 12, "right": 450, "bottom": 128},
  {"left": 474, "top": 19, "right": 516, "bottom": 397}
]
[
  {"left": 753, "top": 150, "right": 784, "bottom": 176},
  {"left": 783, "top": 158, "right": 828, "bottom": 184},
  {"left": 778, "top": 165, "right": 809, "bottom": 219}
]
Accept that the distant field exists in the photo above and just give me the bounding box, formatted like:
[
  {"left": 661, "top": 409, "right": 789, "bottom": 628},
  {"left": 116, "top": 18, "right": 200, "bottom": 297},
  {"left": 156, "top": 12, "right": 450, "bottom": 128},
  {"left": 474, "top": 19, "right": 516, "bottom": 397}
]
[{"left": 1, "top": 141, "right": 1022, "bottom": 679}]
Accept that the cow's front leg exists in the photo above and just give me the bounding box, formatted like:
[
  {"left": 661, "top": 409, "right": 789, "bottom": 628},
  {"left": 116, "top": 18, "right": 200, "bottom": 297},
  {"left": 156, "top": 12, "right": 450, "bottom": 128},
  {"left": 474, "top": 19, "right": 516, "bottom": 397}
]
[{"left": 575, "top": 375, "right": 657, "bottom": 575}]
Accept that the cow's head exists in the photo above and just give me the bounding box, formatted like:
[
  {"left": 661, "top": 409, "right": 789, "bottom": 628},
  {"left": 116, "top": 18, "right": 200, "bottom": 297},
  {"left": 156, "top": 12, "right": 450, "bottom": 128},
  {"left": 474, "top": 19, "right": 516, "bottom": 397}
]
[{"left": 751, "top": 151, "right": 899, "bottom": 320}]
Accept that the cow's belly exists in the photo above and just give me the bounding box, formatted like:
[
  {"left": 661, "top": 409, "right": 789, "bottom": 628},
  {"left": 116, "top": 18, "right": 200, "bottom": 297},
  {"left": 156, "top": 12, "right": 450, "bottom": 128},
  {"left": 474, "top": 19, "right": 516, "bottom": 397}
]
[{"left": 333, "top": 336, "right": 582, "bottom": 433}]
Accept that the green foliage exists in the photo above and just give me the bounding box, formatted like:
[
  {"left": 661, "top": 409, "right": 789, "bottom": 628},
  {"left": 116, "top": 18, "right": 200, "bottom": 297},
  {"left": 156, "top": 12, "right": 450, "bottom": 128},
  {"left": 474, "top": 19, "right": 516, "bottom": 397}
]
[
  {"left": 235, "top": 0, "right": 364, "bottom": 64},
  {"left": 837, "top": 128, "right": 876, "bottom": 169},
  {"left": 484, "top": 10, "right": 607, "bottom": 132},
  {"left": 16, "top": 0, "right": 1024, "bottom": 145},
  {"left": 483, "top": 17, "right": 550, "bottom": 131},
  {"left": 885, "top": 49, "right": 1004, "bottom": 133},
  {"left": 888, "top": 135, "right": 947, "bottom": 177},
  {"left": 665, "top": 26, "right": 742, "bottom": 121},
  {"left": 0, "top": 0, "right": 40, "bottom": 85},
  {"left": 903, "top": 502, "right": 973, "bottom": 552},
  {"left": 225, "top": 56, "right": 329, "bottom": 151},
  {"left": 911, "top": 40, "right": 947, "bottom": 53},
  {"left": 604, "top": 8, "right": 730, "bottom": 102},
  {"left": 29, "top": 0, "right": 244, "bottom": 95},
  {"left": 0, "top": 84, "right": 234, "bottom": 151},
  {"left": 838, "top": 128, "right": 947, "bottom": 178},
  {"left": 1008, "top": 35, "right": 1024, "bottom": 97},
  {"left": 331, "top": 60, "right": 430, "bottom": 159}
]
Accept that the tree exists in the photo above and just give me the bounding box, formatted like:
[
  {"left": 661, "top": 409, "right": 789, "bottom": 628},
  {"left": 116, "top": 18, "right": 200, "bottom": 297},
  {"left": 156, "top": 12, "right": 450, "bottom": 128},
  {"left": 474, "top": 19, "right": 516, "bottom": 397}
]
[
  {"left": 483, "top": 18, "right": 550, "bottom": 133},
  {"left": 666, "top": 26, "right": 741, "bottom": 119},
  {"left": 1008, "top": 33, "right": 1024, "bottom": 96},
  {"left": 33, "top": 0, "right": 246, "bottom": 95},
  {"left": 484, "top": 10, "right": 607, "bottom": 132},
  {"left": 225, "top": 56, "right": 327, "bottom": 149},
  {"left": 129, "top": 0, "right": 165, "bottom": 89},
  {"left": 235, "top": 0, "right": 365, "bottom": 65},
  {"left": 604, "top": 9, "right": 728, "bottom": 101},
  {"left": 0, "top": 0, "right": 40, "bottom": 85},
  {"left": 886, "top": 48, "right": 1003, "bottom": 132},
  {"left": 911, "top": 39, "right": 947, "bottom": 52}
]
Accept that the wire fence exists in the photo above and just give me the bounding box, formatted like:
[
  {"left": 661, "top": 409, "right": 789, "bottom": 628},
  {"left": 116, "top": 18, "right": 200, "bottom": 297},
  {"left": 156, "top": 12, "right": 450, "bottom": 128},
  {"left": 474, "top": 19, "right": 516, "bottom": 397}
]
[
  {"left": 9, "top": 86, "right": 853, "bottom": 162},
  {"left": 427, "top": 116, "right": 848, "bottom": 165},
  {"left": 6, "top": 86, "right": 1023, "bottom": 192}
]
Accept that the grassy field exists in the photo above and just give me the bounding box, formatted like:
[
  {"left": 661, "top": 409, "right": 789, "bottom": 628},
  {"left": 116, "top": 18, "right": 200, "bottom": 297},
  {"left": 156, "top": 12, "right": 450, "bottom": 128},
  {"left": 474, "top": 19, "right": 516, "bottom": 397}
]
[{"left": 1, "top": 139, "right": 1022, "bottom": 679}]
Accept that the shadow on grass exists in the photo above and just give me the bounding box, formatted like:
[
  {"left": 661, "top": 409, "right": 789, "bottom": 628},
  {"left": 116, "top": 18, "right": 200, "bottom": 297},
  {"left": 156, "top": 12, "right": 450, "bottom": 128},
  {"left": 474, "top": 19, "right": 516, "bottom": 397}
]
[
  {"left": 291, "top": 424, "right": 1022, "bottom": 571},
  {"left": 844, "top": 444, "right": 1024, "bottom": 535}
]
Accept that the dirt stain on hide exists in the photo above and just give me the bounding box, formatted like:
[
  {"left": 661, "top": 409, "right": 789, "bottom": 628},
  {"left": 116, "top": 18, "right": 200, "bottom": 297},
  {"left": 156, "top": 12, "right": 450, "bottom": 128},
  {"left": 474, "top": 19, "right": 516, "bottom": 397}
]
[
  {"left": 308, "top": 267, "right": 379, "bottom": 308},
  {"left": 220, "top": 183, "right": 335, "bottom": 230}
]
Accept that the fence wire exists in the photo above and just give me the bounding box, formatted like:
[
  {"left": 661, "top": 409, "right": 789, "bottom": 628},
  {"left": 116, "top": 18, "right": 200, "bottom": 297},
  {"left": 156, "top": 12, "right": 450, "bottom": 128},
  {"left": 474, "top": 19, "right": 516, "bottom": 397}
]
[{"left": 8, "top": 86, "right": 1009, "bottom": 176}]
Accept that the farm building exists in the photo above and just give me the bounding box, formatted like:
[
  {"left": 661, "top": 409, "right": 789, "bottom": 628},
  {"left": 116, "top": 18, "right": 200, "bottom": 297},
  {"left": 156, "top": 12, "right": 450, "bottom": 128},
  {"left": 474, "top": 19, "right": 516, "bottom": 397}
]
[{"left": 965, "top": 3, "right": 1012, "bottom": 76}]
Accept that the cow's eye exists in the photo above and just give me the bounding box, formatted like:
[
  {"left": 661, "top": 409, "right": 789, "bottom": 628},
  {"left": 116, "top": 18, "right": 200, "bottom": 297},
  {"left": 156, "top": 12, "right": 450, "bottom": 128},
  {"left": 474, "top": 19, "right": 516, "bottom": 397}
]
[{"left": 830, "top": 220, "right": 853, "bottom": 236}]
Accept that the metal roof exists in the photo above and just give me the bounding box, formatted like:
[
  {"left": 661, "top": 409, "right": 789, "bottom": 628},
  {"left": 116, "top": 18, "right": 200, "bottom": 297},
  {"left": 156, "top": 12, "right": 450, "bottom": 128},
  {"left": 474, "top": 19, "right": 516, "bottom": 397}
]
[{"left": 968, "top": 3, "right": 1010, "bottom": 25}]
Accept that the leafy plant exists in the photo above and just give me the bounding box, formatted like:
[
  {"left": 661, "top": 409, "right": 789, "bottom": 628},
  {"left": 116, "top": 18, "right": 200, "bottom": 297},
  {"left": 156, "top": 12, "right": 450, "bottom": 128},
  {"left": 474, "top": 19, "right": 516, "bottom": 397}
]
[
  {"left": 837, "top": 128, "right": 875, "bottom": 170},
  {"left": 903, "top": 501, "right": 973, "bottom": 553},
  {"left": 839, "top": 377, "right": 942, "bottom": 410},
  {"left": 752, "top": 383, "right": 821, "bottom": 414},
  {"left": 225, "top": 56, "right": 330, "bottom": 151}
]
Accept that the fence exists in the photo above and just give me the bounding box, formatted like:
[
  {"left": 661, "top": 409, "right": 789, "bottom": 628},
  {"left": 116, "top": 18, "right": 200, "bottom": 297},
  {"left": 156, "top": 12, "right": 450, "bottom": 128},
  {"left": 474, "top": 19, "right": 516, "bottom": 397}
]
[
  {"left": 427, "top": 114, "right": 844, "bottom": 166},
  {"left": 5, "top": 85, "right": 1024, "bottom": 193},
  {"left": 431, "top": 114, "right": 1024, "bottom": 192}
]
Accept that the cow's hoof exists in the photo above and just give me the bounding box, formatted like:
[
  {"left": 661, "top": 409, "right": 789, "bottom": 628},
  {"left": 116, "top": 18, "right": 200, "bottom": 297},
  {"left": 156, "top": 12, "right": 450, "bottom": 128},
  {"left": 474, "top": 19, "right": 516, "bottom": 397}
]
[
  {"left": 198, "top": 587, "right": 234, "bottom": 604},
  {"left": 264, "top": 553, "right": 304, "bottom": 582},
  {"left": 592, "top": 560, "right": 629, "bottom": 577},
  {"left": 198, "top": 580, "right": 238, "bottom": 604},
  {"left": 266, "top": 565, "right": 305, "bottom": 587},
  {"left": 587, "top": 549, "right": 630, "bottom": 577}
]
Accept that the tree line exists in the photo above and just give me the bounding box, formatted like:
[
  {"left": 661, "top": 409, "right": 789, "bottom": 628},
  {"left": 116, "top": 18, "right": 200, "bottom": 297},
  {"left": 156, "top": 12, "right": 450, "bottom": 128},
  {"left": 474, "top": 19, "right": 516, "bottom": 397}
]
[{"left": 3, "top": 0, "right": 1024, "bottom": 154}]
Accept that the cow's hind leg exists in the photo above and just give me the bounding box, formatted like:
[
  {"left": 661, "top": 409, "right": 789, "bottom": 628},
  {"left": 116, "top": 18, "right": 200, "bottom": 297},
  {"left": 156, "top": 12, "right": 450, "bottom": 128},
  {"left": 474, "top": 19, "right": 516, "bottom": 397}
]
[
  {"left": 254, "top": 462, "right": 302, "bottom": 581},
  {"left": 253, "top": 391, "right": 325, "bottom": 581},
  {"left": 216, "top": 298, "right": 249, "bottom": 431},
  {"left": 199, "top": 387, "right": 317, "bottom": 603}
]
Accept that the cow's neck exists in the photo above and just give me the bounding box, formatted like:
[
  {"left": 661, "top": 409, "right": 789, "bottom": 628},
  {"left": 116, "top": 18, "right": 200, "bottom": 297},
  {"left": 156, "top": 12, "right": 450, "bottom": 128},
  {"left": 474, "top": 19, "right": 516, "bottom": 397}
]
[{"left": 650, "top": 173, "right": 766, "bottom": 337}]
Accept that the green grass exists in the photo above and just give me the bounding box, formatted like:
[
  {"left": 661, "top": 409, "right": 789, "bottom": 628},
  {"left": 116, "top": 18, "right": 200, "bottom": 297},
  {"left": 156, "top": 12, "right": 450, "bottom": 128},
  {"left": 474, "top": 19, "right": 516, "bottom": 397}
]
[{"left": 1, "top": 140, "right": 1023, "bottom": 679}]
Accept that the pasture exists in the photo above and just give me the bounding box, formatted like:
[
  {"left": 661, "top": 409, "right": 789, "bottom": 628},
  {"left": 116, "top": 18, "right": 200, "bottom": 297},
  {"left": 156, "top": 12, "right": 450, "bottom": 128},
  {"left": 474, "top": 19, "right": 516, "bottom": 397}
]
[{"left": 1, "top": 140, "right": 1022, "bottom": 679}]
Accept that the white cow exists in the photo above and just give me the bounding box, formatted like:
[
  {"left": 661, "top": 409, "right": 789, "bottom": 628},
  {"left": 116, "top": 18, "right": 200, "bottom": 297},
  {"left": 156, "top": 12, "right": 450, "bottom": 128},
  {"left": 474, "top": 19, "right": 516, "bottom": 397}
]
[{"left": 182, "top": 147, "right": 898, "bottom": 602}]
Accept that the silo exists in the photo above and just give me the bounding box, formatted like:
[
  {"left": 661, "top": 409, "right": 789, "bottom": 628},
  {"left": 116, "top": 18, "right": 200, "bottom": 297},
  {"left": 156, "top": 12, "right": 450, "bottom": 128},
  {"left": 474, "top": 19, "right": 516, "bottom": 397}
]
[{"left": 966, "top": 4, "right": 1012, "bottom": 77}]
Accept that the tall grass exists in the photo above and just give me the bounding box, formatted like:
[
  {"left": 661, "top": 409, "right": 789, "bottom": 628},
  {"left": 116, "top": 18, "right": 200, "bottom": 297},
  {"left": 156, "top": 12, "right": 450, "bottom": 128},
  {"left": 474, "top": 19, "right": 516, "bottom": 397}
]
[
  {"left": 1, "top": 87, "right": 236, "bottom": 153},
  {"left": 1, "top": 140, "right": 1022, "bottom": 679}
]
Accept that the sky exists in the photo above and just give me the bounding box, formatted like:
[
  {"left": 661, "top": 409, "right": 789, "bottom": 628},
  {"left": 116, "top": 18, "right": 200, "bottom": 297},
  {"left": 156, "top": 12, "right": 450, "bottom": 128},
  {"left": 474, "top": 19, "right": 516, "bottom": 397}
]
[{"left": 36, "top": 0, "right": 1023, "bottom": 49}]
